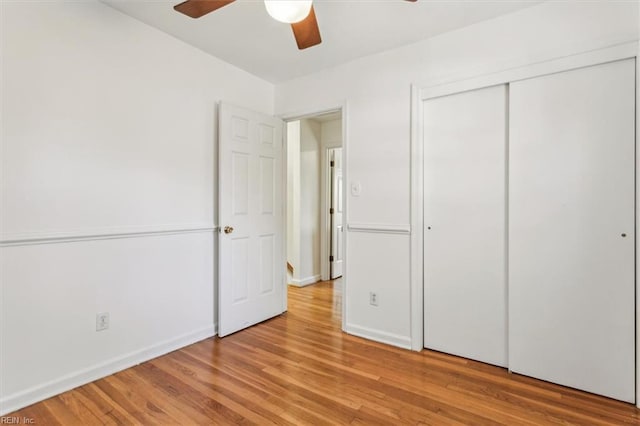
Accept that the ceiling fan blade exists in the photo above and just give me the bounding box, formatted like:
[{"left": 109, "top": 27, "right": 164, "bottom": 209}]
[
  {"left": 174, "top": 0, "right": 235, "bottom": 19},
  {"left": 291, "top": 5, "right": 321, "bottom": 50}
]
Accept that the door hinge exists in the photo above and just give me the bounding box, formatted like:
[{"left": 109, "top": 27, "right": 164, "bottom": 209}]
[
  {"left": 330, "top": 207, "right": 334, "bottom": 214},
  {"left": 330, "top": 160, "right": 335, "bottom": 167},
  {"left": 329, "top": 255, "right": 334, "bottom": 262}
]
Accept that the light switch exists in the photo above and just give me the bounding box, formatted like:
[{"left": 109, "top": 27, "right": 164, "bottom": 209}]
[{"left": 351, "top": 182, "right": 362, "bottom": 197}]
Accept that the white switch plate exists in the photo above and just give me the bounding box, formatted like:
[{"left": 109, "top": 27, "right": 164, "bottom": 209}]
[
  {"left": 96, "top": 312, "right": 109, "bottom": 331},
  {"left": 351, "top": 182, "right": 362, "bottom": 197},
  {"left": 369, "top": 292, "right": 378, "bottom": 306}
]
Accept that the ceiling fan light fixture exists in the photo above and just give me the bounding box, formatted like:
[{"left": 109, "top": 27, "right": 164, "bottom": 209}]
[{"left": 264, "top": 0, "right": 313, "bottom": 24}]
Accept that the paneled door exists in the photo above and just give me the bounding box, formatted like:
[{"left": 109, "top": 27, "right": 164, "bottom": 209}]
[
  {"left": 509, "top": 59, "right": 635, "bottom": 402},
  {"left": 330, "top": 148, "right": 343, "bottom": 279},
  {"left": 423, "top": 84, "right": 508, "bottom": 367},
  {"left": 218, "top": 103, "right": 285, "bottom": 337}
]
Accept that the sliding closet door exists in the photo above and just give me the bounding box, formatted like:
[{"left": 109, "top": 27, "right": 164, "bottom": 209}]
[
  {"left": 423, "top": 84, "right": 507, "bottom": 367},
  {"left": 509, "top": 59, "right": 635, "bottom": 402}
]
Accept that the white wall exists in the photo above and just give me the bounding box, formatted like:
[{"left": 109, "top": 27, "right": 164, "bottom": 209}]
[
  {"left": 286, "top": 121, "right": 301, "bottom": 276},
  {"left": 321, "top": 119, "right": 342, "bottom": 150},
  {"left": 295, "top": 119, "right": 322, "bottom": 284},
  {"left": 0, "top": 1, "right": 273, "bottom": 415},
  {"left": 275, "top": 1, "right": 639, "bottom": 349}
]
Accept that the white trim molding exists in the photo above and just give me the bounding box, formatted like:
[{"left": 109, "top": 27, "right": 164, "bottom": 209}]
[
  {"left": 421, "top": 41, "right": 638, "bottom": 102},
  {"left": 347, "top": 223, "right": 410, "bottom": 235},
  {"left": 636, "top": 38, "right": 640, "bottom": 409},
  {"left": 0, "top": 325, "right": 216, "bottom": 416},
  {"left": 277, "top": 105, "right": 343, "bottom": 123},
  {"left": 340, "top": 102, "right": 349, "bottom": 333},
  {"left": 345, "top": 323, "right": 412, "bottom": 350},
  {"left": 289, "top": 274, "right": 322, "bottom": 287},
  {"left": 0, "top": 224, "right": 217, "bottom": 247},
  {"left": 320, "top": 146, "right": 331, "bottom": 282},
  {"left": 409, "top": 84, "right": 424, "bottom": 352}
]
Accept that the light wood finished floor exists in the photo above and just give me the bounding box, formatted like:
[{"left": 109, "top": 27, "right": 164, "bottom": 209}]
[{"left": 7, "top": 279, "right": 640, "bottom": 425}]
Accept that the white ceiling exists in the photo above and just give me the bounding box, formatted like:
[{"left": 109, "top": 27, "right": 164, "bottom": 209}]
[{"left": 104, "top": 0, "right": 542, "bottom": 83}]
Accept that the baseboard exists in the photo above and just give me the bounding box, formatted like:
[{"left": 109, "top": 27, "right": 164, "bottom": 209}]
[
  {"left": 345, "top": 323, "right": 412, "bottom": 350},
  {"left": 289, "top": 274, "right": 321, "bottom": 287},
  {"left": 0, "top": 324, "right": 217, "bottom": 416}
]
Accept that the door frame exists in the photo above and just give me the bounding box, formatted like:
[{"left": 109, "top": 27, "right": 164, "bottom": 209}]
[
  {"left": 410, "top": 41, "right": 639, "bottom": 404},
  {"left": 280, "top": 103, "right": 348, "bottom": 331},
  {"left": 323, "top": 146, "right": 343, "bottom": 281}
]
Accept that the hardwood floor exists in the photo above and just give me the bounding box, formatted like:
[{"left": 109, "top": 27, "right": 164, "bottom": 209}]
[{"left": 7, "top": 279, "right": 640, "bottom": 425}]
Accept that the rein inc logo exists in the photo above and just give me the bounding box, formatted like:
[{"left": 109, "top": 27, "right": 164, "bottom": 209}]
[{"left": 0, "top": 417, "right": 34, "bottom": 424}]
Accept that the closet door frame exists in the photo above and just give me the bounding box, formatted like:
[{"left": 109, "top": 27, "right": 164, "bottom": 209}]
[{"left": 409, "top": 41, "right": 639, "bottom": 405}]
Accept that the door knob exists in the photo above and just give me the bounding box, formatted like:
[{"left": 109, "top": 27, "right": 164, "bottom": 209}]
[{"left": 224, "top": 226, "right": 234, "bottom": 234}]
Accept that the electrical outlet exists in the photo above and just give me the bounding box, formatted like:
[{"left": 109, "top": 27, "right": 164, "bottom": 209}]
[
  {"left": 369, "top": 292, "right": 378, "bottom": 306},
  {"left": 96, "top": 312, "right": 109, "bottom": 331}
]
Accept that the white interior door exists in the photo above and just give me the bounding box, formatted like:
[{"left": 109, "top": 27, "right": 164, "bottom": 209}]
[
  {"left": 423, "top": 84, "right": 508, "bottom": 367},
  {"left": 218, "top": 102, "right": 285, "bottom": 337},
  {"left": 509, "top": 59, "right": 635, "bottom": 402},
  {"left": 330, "top": 148, "right": 343, "bottom": 279}
]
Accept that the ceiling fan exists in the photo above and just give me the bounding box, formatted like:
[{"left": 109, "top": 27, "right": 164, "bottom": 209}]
[{"left": 173, "top": 0, "right": 417, "bottom": 50}]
